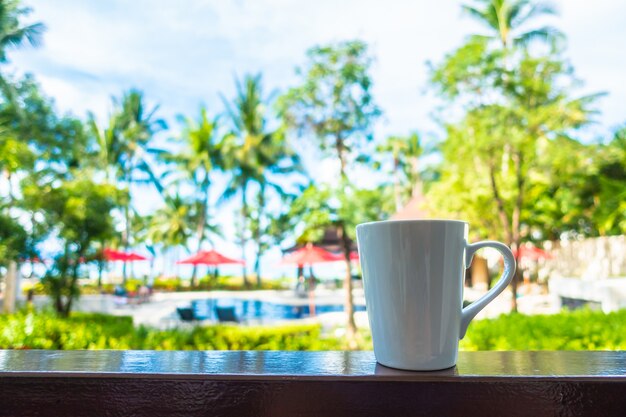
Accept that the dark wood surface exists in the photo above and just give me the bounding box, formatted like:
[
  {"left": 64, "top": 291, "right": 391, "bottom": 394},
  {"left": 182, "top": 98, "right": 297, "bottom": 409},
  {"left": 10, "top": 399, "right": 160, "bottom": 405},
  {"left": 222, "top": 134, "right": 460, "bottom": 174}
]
[{"left": 1, "top": 350, "right": 625, "bottom": 416}]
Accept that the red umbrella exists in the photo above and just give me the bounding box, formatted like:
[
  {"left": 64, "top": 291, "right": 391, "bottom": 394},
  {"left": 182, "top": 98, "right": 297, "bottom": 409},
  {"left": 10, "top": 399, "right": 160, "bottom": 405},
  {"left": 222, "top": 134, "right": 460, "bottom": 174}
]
[
  {"left": 104, "top": 248, "right": 149, "bottom": 262},
  {"left": 280, "top": 244, "right": 342, "bottom": 266},
  {"left": 281, "top": 244, "right": 342, "bottom": 317},
  {"left": 176, "top": 249, "right": 244, "bottom": 266},
  {"left": 513, "top": 245, "right": 553, "bottom": 261}
]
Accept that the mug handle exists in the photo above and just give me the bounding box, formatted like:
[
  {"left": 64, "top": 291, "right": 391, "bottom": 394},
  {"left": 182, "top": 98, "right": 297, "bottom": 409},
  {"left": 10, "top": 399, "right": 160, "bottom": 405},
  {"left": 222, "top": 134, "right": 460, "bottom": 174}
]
[{"left": 459, "top": 241, "right": 516, "bottom": 339}]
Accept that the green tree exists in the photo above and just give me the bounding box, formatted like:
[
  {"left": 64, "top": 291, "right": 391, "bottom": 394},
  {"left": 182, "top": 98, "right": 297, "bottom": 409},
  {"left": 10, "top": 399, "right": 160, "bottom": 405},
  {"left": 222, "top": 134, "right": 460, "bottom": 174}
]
[
  {"left": 1, "top": 75, "right": 93, "bottom": 282},
  {"left": 89, "top": 89, "right": 166, "bottom": 282},
  {"left": 222, "top": 74, "right": 300, "bottom": 288},
  {"left": 432, "top": 0, "right": 562, "bottom": 106},
  {"left": 520, "top": 134, "right": 596, "bottom": 240},
  {"left": 147, "top": 193, "right": 193, "bottom": 272},
  {"left": 0, "top": 211, "right": 27, "bottom": 268},
  {"left": 279, "top": 40, "right": 380, "bottom": 338},
  {"left": 590, "top": 126, "right": 626, "bottom": 235},
  {"left": 462, "top": 0, "right": 561, "bottom": 48},
  {"left": 279, "top": 41, "right": 380, "bottom": 180},
  {"left": 375, "top": 132, "right": 424, "bottom": 211},
  {"left": 0, "top": 123, "right": 33, "bottom": 205},
  {"left": 429, "top": 46, "right": 599, "bottom": 310},
  {"left": 0, "top": 0, "right": 45, "bottom": 63},
  {"left": 23, "top": 176, "right": 118, "bottom": 316},
  {"left": 165, "top": 107, "right": 223, "bottom": 286},
  {"left": 1, "top": 75, "right": 90, "bottom": 201}
]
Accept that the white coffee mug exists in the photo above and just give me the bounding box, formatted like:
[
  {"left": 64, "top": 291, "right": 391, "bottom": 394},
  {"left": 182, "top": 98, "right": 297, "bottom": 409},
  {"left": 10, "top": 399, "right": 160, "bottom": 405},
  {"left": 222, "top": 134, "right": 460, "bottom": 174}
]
[{"left": 356, "top": 219, "right": 515, "bottom": 371}]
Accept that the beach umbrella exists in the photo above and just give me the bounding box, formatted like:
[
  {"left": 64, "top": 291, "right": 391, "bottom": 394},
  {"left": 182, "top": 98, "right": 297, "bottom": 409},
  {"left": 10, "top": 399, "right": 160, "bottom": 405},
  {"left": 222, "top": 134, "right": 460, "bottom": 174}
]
[
  {"left": 513, "top": 244, "right": 553, "bottom": 261},
  {"left": 280, "top": 244, "right": 342, "bottom": 316},
  {"left": 177, "top": 250, "right": 244, "bottom": 287},
  {"left": 176, "top": 249, "right": 244, "bottom": 266},
  {"left": 280, "top": 244, "right": 342, "bottom": 266},
  {"left": 102, "top": 249, "right": 149, "bottom": 286},
  {"left": 104, "top": 248, "right": 149, "bottom": 262}
]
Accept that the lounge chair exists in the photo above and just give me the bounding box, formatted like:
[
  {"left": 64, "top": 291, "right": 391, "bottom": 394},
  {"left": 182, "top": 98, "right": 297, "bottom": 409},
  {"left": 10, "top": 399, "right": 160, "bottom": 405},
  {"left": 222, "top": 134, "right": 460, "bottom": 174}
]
[
  {"left": 176, "top": 307, "right": 197, "bottom": 322},
  {"left": 215, "top": 306, "right": 239, "bottom": 323}
]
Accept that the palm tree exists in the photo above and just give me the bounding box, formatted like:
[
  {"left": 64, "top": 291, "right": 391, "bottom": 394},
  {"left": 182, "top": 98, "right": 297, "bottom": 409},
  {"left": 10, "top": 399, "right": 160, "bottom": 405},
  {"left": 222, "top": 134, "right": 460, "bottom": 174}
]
[
  {"left": 221, "top": 74, "right": 301, "bottom": 288},
  {"left": 147, "top": 193, "right": 193, "bottom": 276},
  {"left": 376, "top": 132, "right": 423, "bottom": 211},
  {"left": 131, "top": 211, "right": 158, "bottom": 283},
  {"left": 165, "top": 107, "right": 223, "bottom": 286},
  {"left": 248, "top": 157, "right": 301, "bottom": 284},
  {"left": 89, "top": 89, "right": 166, "bottom": 282},
  {"left": 0, "top": 0, "right": 46, "bottom": 63},
  {"left": 462, "top": 0, "right": 561, "bottom": 48}
]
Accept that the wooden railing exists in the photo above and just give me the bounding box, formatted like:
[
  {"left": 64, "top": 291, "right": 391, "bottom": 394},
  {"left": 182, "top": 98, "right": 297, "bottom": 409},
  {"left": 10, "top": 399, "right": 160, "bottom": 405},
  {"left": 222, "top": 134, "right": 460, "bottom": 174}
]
[{"left": 1, "top": 350, "right": 625, "bottom": 416}]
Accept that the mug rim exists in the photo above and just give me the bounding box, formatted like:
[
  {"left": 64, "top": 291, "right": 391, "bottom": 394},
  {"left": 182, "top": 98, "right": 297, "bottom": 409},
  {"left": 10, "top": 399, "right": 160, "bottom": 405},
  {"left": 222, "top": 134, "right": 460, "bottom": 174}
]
[{"left": 357, "top": 219, "right": 468, "bottom": 229}]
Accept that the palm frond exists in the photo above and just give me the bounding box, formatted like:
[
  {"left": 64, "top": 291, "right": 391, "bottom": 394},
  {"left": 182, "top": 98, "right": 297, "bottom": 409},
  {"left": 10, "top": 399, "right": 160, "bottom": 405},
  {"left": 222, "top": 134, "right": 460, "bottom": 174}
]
[
  {"left": 462, "top": 3, "right": 499, "bottom": 32},
  {"left": 506, "top": 0, "right": 527, "bottom": 30},
  {"left": 514, "top": 26, "right": 563, "bottom": 46},
  {"left": 136, "top": 159, "right": 164, "bottom": 195},
  {"left": 512, "top": 1, "right": 557, "bottom": 28},
  {"left": 218, "top": 182, "right": 240, "bottom": 204}
]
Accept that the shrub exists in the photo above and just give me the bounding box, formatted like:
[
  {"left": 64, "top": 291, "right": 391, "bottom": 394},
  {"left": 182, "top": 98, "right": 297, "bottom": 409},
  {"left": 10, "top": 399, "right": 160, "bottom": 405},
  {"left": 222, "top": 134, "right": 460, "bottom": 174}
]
[
  {"left": 152, "top": 277, "right": 183, "bottom": 292},
  {"left": 2, "top": 308, "right": 625, "bottom": 351},
  {"left": 460, "top": 309, "right": 626, "bottom": 350},
  {"left": 0, "top": 310, "right": 344, "bottom": 350}
]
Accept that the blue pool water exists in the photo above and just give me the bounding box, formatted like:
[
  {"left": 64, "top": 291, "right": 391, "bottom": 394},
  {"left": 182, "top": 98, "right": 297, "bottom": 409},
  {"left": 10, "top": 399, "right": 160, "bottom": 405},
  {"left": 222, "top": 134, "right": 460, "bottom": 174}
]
[{"left": 191, "top": 298, "right": 366, "bottom": 321}]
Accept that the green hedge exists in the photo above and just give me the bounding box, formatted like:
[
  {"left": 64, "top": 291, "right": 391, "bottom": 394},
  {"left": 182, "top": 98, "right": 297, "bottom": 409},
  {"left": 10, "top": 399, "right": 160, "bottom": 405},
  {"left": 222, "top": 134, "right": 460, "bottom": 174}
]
[
  {"left": 0, "top": 310, "right": 346, "bottom": 350},
  {"left": 2, "top": 308, "right": 625, "bottom": 351},
  {"left": 460, "top": 309, "right": 626, "bottom": 350}
]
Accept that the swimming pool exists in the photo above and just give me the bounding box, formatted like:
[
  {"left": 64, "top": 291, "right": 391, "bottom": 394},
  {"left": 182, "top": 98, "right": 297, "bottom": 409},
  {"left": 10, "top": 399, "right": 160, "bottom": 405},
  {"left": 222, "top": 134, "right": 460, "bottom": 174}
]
[{"left": 191, "top": 298, "right": 366, "bottom": 321}]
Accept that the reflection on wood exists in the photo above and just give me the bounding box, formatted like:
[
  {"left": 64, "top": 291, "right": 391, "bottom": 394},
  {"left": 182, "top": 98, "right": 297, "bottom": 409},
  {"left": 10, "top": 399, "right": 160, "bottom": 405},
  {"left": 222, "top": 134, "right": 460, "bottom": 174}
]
[{"left": 1, "top": 351, "right": 625, "bottom": 416}]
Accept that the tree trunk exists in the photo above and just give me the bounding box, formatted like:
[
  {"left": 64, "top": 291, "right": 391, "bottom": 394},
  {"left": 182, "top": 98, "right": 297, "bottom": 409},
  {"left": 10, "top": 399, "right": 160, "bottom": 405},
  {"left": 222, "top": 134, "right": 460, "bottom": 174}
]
[
  {"left": 149, "top": 254, "right": 155, "bottom": 286},
  {"left": 409, "top": 157, "right": 423, "bottom": 198},
  {"left": 254, "top": 252, "right": 262, "bottom": 288},
  {"left": 62, "top": 295, "right": 73, "bottom": 318},
  {"left": 53, "top": 250, "right": 70, "bottom": 316},
  {"left": 393, "top": 157, "right": 403, "bottom": 210},
  {"left": 62, "top": 255, "right": 82, "bottom": 317},
  {"left": 253, "top": 224, "right": 263, "bottom": 288},
  {"left": 55, "top": 296, "right": 65, "bottom": 317},
  {"left": 308, "top": 265, "right": 316, "bottom": 316},
  {"left": 97, "top": 260, "right": 104, "bottom": 289},
  {"left": 509, "top": 151, "right": 525, "bottom": 313},
  {"left": 297, "top": 265, "right": 304, "bottom": 291},
  {"left": 2, "top": 261, "right": 18, "bottom": 314},
  {"left": 335, "top": 135, "right": 357, "bottom": 342},
  {"left": 338, "top": 223, "right": 357, "bottom": 342},
  {"left": 488, "top": 161, "right": 518, "bottom": 312},
  {"left": 240, "top": 184, "right": 249, "bottom": 288},
  {"left": 191, "top": 178, "right": 210, "bottom": 287},
  {"left": 122, "top": 202, "right": 130, "bottom": 284},
  {"left": 488, "top": 163, "right": 513, "bottom": 245},
  {"left": 5, "top": 171, "right": 16, "bottom": 206},
  {"left": 254, "top": 187, "right": 266, "bottom": 288},
  {"left": 335, "top": 136, "right": 347, "bottom": 180},
  {"left": 174, "top": 246, "right": 180, "bottom": 279}
]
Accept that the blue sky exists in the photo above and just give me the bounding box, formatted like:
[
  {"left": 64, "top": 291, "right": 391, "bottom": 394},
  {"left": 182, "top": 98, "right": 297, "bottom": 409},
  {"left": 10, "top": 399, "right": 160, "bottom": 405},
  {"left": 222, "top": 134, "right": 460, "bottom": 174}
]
[{"left": 8, "top": 0, "right": 626, "bottom": 278}]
